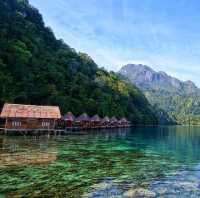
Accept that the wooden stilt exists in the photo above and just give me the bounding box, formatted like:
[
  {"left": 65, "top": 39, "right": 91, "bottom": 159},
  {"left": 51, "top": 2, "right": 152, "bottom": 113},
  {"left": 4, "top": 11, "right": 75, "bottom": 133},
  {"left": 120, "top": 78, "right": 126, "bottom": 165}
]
[
  {"left": 4, "top": 118, "right": 8, "bottom": 134},
  {"left": 53, "top": 119, "right": 56, "bottom": 129}
]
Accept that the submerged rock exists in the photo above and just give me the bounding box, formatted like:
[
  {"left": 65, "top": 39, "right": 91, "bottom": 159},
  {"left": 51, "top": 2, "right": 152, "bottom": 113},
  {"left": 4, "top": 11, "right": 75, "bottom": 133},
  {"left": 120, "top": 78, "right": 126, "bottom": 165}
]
[
  {"left": 153, "top": 186, "right": 168, "bottom": 195},
  {"left": 174, "top": 181, "right": 199, "bottom": 191},
  {"left": 123, "top": 188, "right": 156, "bottom": 198},
  {"left": 82, "top": 180, "right": 123, "bottom": 198}
]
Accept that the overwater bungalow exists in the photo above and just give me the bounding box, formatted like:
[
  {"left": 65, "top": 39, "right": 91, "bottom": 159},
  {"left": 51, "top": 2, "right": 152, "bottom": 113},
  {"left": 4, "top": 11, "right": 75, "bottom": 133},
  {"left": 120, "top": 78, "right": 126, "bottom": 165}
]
[
  {"left": 61, "top": 112, "right": 75, "bottom": 128},
  {"left": 101, "top": 116, "right": 110, "bottom": 128},
  {"left": 119, "top": 117, "right": 129, "bottom": 127},
  {"left": 110, "top": 116, "right": 118, "bottom": 127},
  {"left": 0, "top": 103, "right": 61, "bottom": 131},
  {"left": 90, "top": 115, "right": 101, "bottom": 128},
  {"left": 75, "top": 113, "right": 90, "bottom": 128}
]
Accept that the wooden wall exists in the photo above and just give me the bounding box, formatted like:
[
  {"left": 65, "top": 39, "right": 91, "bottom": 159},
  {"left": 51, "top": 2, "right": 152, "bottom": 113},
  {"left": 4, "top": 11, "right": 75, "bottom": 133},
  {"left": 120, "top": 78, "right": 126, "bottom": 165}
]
[{"left": 5, "top": 118, "right": 56, "bottom": 130}]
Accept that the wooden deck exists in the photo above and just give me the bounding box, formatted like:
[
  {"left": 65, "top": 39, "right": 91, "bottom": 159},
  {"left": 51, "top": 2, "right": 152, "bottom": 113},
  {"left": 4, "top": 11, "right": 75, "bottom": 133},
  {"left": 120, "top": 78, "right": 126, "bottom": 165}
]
[
  {"left": 0, "top": 128, "right": 65, "bottom": 136},
  {"left": 0, "top": 125, "right": 131, "bottom": 135}
]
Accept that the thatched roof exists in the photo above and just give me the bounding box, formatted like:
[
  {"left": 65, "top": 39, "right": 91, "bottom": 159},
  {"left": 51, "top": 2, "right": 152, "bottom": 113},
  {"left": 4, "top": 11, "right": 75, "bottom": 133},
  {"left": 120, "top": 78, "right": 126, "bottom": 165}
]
[
  {"left": 110, "top": 116, "right": 118, "bottom": 123},
  {"left": 0, "top": 103, "right": 61, "bottom": 119},
  {"left": 119, "top": 117, "right": 128, "bottom": 123},
  {"left": 101, "top": 116, "right": 110, "bottom": 123},
  {"left": 62, "top": 112, "right": 75, "bottom": 121},
  {"left": 76, "top": 113, "right": 90, "bottom": 122},
  {"left": 90, "top": 115, "right": 101, "bottom": 122}
]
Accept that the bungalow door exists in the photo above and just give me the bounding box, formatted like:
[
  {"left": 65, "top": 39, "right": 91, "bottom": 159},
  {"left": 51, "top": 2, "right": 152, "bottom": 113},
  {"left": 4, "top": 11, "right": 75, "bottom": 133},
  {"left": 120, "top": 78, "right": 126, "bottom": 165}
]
[{"left": 27, "top": 118, "right": 38, "bottom": 129}]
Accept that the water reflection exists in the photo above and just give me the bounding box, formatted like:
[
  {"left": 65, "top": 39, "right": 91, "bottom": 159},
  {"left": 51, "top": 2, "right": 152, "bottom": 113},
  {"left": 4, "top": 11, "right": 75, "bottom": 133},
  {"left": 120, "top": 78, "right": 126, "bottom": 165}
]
[
  {"left": 0, "top": 136, "right": 57, "bottom": 168},
  {"left": 0, "top": 126, "right": 200, "bottom": 197},
  {"left": 132, "top": 126, "right": 200, "bottom": 166}
]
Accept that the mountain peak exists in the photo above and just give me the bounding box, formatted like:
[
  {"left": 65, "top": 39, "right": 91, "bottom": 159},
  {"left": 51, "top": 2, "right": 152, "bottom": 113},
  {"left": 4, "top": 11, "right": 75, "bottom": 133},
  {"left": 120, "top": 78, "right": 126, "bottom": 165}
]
[
  {"left": 123, "top": 64, "right": 154, "bottom": 72},
  {"left": 119, "top": 64, "right": 198, "bottom": 95}
]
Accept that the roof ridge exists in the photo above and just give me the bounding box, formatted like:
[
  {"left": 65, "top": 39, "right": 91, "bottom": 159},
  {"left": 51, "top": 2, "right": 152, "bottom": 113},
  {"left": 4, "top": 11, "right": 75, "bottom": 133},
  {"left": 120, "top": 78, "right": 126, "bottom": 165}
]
[{"left": 4, "top": 103, "right": 59, "bottom": 108}]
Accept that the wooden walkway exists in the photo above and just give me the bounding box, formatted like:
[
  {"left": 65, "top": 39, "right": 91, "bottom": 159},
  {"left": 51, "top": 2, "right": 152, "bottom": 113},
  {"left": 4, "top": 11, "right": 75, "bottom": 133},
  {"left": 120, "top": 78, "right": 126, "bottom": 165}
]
[
  {"left": 0, "top": 128, "right": 64, "bottom": 136},
  {"left": 0, "top": 126, "right": 131, "bottom": 136}
]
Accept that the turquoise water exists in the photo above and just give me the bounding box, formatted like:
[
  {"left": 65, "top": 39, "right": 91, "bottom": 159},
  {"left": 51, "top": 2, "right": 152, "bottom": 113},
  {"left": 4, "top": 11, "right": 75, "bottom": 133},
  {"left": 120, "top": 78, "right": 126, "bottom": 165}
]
[{"left": 1, "top": 126, "right": 200, "bottom": 197}]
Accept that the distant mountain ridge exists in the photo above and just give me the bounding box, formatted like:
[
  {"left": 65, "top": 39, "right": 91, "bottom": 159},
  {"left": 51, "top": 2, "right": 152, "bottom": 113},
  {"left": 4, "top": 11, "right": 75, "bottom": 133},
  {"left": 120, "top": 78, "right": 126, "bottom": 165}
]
[
  {"left": 119, "top": 64, "right": 200, "bottom": 125},
  {"left": 120, "top": 64, "right": 199, "bottom": 96}
]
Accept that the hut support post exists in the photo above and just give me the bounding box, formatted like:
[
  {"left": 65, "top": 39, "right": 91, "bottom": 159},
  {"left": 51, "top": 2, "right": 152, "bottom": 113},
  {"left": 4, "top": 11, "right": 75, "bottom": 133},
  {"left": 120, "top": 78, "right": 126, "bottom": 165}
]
[
  {"left": 5, "top": 118, "right": 8, "bottom": 134},
  {"left": 53, "top": 119, "right": 56, "bottom": 129}
]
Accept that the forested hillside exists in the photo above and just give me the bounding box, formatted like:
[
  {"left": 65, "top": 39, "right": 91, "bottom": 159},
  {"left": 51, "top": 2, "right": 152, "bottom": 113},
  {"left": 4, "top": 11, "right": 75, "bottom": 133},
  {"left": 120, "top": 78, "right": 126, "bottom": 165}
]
[{"left": 0, "top": 0, "right": 158, "bottom": 124}]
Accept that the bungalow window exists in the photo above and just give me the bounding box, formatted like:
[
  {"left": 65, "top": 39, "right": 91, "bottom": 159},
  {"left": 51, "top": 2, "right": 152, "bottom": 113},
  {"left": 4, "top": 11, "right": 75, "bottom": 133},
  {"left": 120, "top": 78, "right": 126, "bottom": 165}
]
[
  {"left": 42, "top": 121, "right": 50, "bottom": 127},
  {"left": 12, "top": 121, "right": 21, "bottom": 127}
]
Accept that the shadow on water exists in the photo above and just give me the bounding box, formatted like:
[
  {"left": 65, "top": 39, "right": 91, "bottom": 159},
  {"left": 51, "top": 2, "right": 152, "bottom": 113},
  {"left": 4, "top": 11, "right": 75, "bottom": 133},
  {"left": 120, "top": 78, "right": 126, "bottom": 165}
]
[{"left": 0, "top": 126, "right": 200, "bottom": 197}]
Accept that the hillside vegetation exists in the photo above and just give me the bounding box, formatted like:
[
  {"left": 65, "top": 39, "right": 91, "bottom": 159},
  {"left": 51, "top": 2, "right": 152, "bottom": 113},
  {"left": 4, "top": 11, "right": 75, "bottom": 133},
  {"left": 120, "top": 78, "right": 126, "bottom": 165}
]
[{"left": 0, "top": 0, "right": 158, "bottom": 124}]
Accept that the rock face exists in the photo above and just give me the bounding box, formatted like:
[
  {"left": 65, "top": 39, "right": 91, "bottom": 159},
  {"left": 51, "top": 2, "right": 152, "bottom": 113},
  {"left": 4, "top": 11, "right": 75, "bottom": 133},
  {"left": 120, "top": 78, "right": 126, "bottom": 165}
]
[
  {"left": 119, "top": 64, "right": 198, "bottom": 96},
  {"left": 119, "top": 64, "right": 200, "bottom": 124}
]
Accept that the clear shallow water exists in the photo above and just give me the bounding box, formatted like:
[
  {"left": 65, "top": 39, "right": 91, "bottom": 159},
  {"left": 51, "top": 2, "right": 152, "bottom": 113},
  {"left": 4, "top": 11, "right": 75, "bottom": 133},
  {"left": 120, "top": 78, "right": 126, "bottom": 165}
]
[{"left": 0, "top": 126, "right": 200, "bottom": 197}]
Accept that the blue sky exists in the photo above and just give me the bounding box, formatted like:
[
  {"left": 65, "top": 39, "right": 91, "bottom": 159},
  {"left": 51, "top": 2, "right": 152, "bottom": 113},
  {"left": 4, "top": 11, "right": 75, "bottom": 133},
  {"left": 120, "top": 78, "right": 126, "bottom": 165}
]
[{"left": 29, "top": 0, "right": 200, "bottom": 86}]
